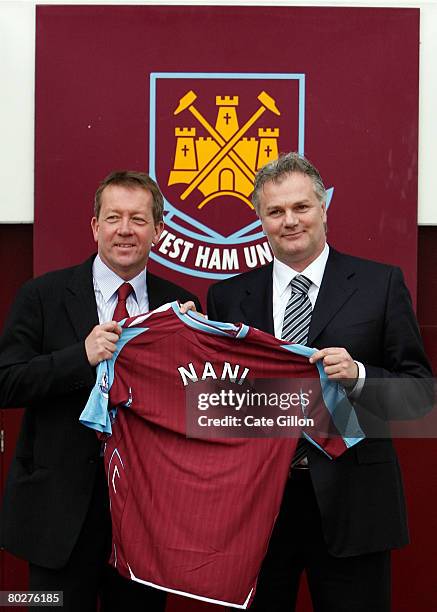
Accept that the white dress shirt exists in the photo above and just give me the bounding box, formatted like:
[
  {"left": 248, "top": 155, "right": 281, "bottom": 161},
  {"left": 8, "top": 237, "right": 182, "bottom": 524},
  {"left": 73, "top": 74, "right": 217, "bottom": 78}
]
[
  {"left": 273, "top": 243, "right": 330, "bottom": 338},
  {"left": 92, "top": 254, "right": 149, "bottom": 323}
]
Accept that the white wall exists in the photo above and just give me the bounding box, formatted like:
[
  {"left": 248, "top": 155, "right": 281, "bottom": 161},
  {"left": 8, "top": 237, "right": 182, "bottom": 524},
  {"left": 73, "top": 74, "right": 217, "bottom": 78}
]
[
  {"left": 0, "top": 2, "right": 35, "bottom": 223},
  {"left": 1, "top": 0, "right": 436, "bottom": 223}
]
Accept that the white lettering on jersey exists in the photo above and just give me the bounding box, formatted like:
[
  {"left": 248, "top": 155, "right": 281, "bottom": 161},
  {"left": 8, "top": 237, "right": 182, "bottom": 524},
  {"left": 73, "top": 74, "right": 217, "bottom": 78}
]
[
  {"left": 178, "top": 361, "right": 251, "bottom": 387},
  {"left": 178, "top": 362, "right": 198, "bottom": 386}
]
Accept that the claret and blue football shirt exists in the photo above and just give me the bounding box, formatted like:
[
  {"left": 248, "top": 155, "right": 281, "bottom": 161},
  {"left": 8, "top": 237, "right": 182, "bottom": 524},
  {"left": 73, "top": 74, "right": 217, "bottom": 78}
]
[{"left": 80, "top": 302, "right": 363, "bottom": 609}]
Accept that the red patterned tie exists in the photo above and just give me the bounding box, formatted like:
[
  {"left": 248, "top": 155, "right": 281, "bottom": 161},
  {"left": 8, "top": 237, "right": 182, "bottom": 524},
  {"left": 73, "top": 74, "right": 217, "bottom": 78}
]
[{"left": 113, "top": 283, "right": 133, "bottom": 321}]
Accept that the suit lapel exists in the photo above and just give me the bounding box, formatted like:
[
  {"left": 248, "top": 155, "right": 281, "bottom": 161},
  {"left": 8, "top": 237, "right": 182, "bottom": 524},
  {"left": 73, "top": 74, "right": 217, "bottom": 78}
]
[
  {"left": 146, "top": 271, "right": 167, "bottom": 311},
  {"left": 64, "top": 256, "right": 99, "bottom": 340},
  {"left": 240, "top": 263, "right": 274, "bottom": 334},
  {"left": 308, "top": 249, "right": 357, "bottom": 346},
  {"left": 239, "top": 252, "right": 356, "bottom": 339}
]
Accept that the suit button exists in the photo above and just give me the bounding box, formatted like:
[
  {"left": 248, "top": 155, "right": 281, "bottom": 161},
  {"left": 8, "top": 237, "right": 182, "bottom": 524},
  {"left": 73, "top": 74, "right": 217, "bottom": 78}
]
[{"left": 88, "top": 457, "right": 97, "bottom": 464}]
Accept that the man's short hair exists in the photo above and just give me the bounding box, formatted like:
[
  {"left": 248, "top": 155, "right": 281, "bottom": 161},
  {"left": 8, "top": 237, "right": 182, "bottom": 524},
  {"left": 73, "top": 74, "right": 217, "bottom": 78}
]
[
  {"left": 94, "top": 170, "right": 164, "bottom": 224},
  {"left": 252, "top": 152, "right": 327, "bottom": 214}
]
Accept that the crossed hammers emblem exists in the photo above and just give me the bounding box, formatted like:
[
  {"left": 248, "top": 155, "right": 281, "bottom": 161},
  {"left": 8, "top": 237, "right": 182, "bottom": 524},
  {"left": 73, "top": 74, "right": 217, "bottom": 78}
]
[{"left": 174, "top": 90, "right": 281, "bottom": 201}]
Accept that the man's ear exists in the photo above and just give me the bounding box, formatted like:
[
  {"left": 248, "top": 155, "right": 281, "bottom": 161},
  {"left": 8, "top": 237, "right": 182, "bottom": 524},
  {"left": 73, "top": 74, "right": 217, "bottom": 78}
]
[
  {"left": 91, "top": 217, "right": 99, "bottom": 243},
  {"left": 321, "top": 202, "right": 327, "bottom": 223},
  {"left": 153, "top": 221, "right": 164, "bottom": 245}
]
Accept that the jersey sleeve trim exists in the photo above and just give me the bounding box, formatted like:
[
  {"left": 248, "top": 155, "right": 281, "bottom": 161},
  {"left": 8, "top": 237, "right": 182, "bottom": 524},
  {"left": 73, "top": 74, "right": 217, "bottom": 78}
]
[
  {"left": 281, "top": 342, "right": 365, "bottom": 448},
  {"left": 79, "top": 327, "right": 147, "bottom": 435}
]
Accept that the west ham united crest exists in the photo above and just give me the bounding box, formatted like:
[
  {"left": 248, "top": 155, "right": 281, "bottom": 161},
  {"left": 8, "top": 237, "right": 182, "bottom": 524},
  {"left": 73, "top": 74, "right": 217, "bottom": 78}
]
[{"left": 149, "top": 73, "right": 306, "bottom": 279}]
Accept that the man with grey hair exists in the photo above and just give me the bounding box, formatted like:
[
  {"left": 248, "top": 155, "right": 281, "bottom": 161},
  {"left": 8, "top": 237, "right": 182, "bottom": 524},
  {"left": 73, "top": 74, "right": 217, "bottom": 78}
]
[{"left": 207, "top": 152, "right": 431, "bottom": 611}]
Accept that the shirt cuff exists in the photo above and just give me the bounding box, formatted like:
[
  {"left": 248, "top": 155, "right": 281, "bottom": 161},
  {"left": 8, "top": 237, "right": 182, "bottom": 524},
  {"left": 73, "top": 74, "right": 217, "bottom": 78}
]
[{"left": 347, "top": 361, "right": 366, "bottom": 399}]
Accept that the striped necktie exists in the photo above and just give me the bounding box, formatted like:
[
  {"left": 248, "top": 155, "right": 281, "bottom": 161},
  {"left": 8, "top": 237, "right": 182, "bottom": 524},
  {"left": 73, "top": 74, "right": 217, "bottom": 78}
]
[
  {"left": 281, "top": 275, "right": 312, "bottom": 345},
  {"left": 282, "top": 275, "right": 312, "bottom": 468}
]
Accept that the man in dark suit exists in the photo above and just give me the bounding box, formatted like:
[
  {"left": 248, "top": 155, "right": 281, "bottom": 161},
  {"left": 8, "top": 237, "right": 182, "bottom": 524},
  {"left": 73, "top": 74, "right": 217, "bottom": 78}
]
[
  {"left": 207, "top": 153, "right": 432, "bottom": 611},
  {"left": 0, "top": 171, "right": 200, "bottom": 611}
]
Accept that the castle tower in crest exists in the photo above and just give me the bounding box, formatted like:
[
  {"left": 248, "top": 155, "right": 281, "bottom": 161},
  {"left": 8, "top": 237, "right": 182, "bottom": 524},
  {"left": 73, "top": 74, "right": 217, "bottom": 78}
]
[
  {"left": 257, "top": 128, "right": 279, "bottom": 168},
  {"left": 168, "top": 127, "right": 198, "bottom": 185},
  {"left": 215, "top": 96, "right": 239, "bottom": 141},
  {"left": 173, "top": 127, "right": 197, "bottom": 170}
]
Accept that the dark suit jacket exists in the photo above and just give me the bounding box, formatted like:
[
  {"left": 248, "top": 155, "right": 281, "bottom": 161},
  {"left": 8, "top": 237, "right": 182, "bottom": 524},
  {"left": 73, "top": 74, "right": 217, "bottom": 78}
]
[
  {"left": 0, "top": 255, "right": 200, "bottom": 568},
  {"left": 207, "top": 248, "right": 432, "bottom": 557}
]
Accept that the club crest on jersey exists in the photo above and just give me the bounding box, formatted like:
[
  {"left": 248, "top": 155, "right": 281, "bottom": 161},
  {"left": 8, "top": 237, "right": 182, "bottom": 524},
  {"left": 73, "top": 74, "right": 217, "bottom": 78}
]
[
  {"left": 99, "top": 371, "right": 109, "bottom": 398},
  {"left": 149, "top": 72, "right": 306, "bottom": 279}
]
